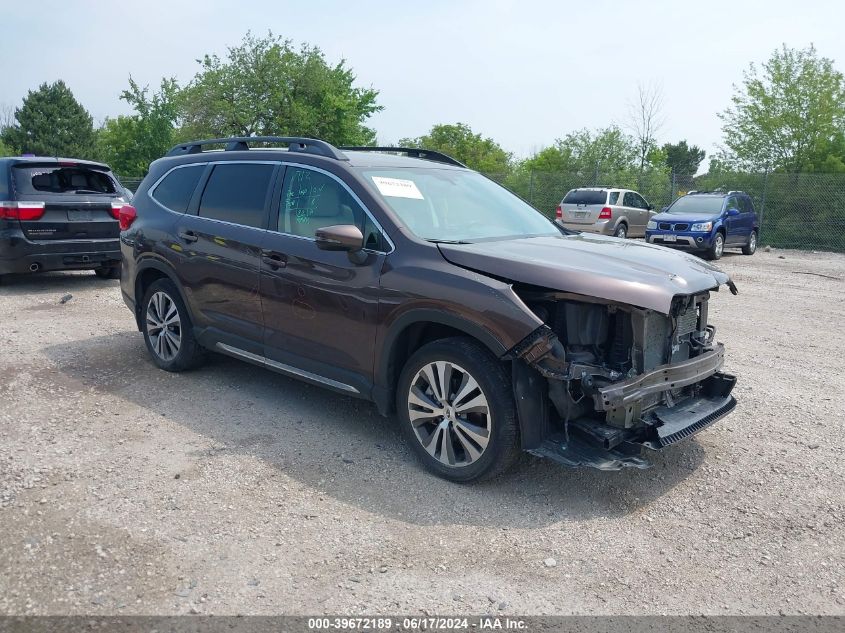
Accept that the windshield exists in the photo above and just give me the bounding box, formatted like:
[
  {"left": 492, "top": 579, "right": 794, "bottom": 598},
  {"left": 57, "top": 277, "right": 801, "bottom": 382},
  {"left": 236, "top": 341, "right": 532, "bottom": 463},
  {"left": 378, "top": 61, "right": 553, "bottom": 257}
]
[
  {"left": 667, "top": 195, "right": 725, "bottom": 215},
  {"left": 562, "top": 189, "right": 607, "bottom": 205},
  {"left": 360, "top": 168, "right": 558, "bottom": 242}
]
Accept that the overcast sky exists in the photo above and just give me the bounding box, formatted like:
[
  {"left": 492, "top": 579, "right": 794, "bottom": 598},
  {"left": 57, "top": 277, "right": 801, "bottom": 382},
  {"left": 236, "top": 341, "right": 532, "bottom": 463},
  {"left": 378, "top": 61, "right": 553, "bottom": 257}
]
[{"left": 2, "top": 0, "right": 843, "bottom": 161}]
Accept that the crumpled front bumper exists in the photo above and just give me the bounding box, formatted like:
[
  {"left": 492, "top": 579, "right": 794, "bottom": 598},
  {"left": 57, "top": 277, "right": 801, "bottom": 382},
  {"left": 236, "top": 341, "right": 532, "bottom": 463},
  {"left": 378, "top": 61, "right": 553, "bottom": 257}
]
[
  {"left": 530, "top": 372, "right": 737, "bottom": 470},
  {"left": 595, "top": 344, "right": 726, "bottom": 412}
]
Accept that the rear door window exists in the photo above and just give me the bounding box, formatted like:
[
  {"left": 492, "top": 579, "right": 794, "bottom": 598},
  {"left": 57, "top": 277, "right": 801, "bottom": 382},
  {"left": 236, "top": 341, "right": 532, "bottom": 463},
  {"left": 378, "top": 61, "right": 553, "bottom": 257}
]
[
  {"left": 623, "top": 192, "right": 635, "bottom": 207},
  {"left": 13, "top": 165, "right": 118, "bottom": 195},
  {"left": 151, "top": 165, "right": 205, "bottom": 213},
  {"left": 739, "top": 197, "right": 754, "bottom": 213},
  {"left": 197, "top": 163, "right": 275, "bottom": 229},
  {"left": 563, "top": 190, "right": 607, "bottom": 205}
]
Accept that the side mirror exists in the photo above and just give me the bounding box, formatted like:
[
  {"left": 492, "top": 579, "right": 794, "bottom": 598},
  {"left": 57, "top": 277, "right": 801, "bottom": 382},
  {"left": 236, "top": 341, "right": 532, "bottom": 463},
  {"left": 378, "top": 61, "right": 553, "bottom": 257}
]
[
  {"left": 315, "top": 224, "right": 364, "bottom": 252},
  {"left": 661, "top": 206, "right": 669, "bottom": 213},
  {"left": 647, "top": 204, "right": 654, "bottom": 211},
  {"left": 726, "top": 207, "right": 740, "bottom": 216}
]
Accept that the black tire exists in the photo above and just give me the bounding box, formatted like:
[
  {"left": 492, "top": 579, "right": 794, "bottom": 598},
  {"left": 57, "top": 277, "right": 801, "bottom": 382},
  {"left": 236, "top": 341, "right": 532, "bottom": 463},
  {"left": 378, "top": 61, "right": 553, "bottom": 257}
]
[
  {"left": 395, "top": 337, "right": 520, "bottom": 483},
  {"left": 94, "top": 265, "right": 121, "bottom": 279},
  {"left": 613, "top": 223, "right": 628, "bottom": 239},
  {"left": 705, "top": 232, "right": 725, "bottom": 260},
  {"left": 742, "top": 230, "right": 758, "bottom": 255},
  {"left": 140, "top": 278, "right": 205, "bottom": 372}
]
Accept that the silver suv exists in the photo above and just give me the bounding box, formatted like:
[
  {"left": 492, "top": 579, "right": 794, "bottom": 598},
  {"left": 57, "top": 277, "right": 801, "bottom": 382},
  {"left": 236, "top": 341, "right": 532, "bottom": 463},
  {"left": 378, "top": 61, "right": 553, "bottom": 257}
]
[{"left": 556, "top": 187, "right": 655, "bottom": 239}]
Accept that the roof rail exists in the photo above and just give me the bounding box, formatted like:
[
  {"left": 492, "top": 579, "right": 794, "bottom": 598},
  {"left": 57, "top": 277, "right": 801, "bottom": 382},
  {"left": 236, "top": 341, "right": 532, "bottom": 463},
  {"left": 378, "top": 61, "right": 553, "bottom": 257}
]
[
  {"left": 339, "top": 146, "right": 466, "bottom": 168},
  {"left": 166, "top": 136, "right": 348, "bottom": 161}
]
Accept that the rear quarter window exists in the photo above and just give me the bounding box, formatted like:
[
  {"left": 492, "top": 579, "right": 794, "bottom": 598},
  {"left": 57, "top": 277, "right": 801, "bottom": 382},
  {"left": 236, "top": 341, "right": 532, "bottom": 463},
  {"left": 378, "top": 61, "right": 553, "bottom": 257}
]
[
  {"left": 563, "top": 190, "right": 607, "bottom": 205},
  {"left": 151, "top": 165, "right": 205, "bottom": 213}
]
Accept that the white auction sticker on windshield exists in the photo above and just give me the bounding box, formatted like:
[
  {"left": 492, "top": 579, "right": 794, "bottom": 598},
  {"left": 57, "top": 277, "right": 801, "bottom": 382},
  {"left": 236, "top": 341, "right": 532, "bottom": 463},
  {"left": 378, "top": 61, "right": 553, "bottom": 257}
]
[{"left": 371, "top": 176, "right": 424, "bottom": 200}]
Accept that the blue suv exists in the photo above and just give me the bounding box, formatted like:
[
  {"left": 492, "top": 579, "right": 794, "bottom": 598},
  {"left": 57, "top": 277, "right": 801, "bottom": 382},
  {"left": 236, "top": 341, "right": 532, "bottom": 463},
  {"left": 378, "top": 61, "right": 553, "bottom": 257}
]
[{"left": 645, "top": 191, "right": 759, "bottom": 260}]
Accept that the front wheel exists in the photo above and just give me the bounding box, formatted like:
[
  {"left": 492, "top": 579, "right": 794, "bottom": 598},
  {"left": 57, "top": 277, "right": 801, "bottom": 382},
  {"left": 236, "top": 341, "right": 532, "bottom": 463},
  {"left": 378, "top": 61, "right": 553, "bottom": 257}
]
[
  {"left": 613, "top": 223, "right": 628, "bottom": 239},
  {"left": 141, "top": 279, "right": 205, "bottom": 372},
  {"left": 706, "top": 232, "right": 724, "bottom": 260},
  {"left": 396, "top": 337, "right": 520, "bottom": 483},
  {"left": 742, "top": 230, "right": 758, "bottom": 255}
]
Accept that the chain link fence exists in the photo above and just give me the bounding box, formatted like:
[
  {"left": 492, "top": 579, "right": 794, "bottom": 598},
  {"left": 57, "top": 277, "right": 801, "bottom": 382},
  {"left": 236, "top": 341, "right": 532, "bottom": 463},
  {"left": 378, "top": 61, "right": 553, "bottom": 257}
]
[
  {"left": 484, "top": 168, "right": 845, "bottom": 253},
  {"left": 118, "top": 169, "right": 845, "bottom": 253},
  {"left": 117, "top": 176, "right": 143, "bottom": 193}
]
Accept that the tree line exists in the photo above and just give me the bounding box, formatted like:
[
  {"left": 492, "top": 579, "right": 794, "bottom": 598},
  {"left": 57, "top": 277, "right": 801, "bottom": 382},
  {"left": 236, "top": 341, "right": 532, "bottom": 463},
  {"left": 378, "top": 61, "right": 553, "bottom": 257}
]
[{"left": 2, "top": 33, "right": 843, "bottom": 183}]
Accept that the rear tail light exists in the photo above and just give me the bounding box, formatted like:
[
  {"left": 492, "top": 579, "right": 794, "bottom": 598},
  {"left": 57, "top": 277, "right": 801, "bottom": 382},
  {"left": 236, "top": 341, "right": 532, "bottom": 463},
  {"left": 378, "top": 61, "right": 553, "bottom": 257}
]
[
  {"left": 598, "top": 206, "right": 612, "bottom": 220},
  {"left": 110, "top": 203, "right": 124, "bottom": 219},
  {"left": 555, "top": 205, "right": 562, "bottom": 219},
  {"left": 0, "top": 201, "right": 46, "bottom": 221},
  {"left": 118, "top": 205, "right": 137, "bottom": 231}
]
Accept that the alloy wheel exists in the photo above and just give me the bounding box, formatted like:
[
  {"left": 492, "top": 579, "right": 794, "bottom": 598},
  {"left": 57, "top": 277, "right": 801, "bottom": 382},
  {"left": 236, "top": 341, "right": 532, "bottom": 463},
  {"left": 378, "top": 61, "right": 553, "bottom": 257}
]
[
  {"left": 407, "top": 361, "right": 491, "bottom": 468},
  {"left": 714, "top": 234, "right": 724, "bottom": 258},
  {"left": 749, "top": 232, "right": 757, "bottom": 252},
  {"left": 146, "top": 291, "right": 182, "bottom": 361}
]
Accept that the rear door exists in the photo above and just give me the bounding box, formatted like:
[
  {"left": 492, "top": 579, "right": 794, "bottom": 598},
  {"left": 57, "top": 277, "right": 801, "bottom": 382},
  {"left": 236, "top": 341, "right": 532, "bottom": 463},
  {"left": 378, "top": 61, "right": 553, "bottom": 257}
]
[
  {"left": 11, "top": 163, "right": 125, "bottom": 241},
  {"left": 738, "top": 196, "right": 755, "bottom": 241},
  {"left": 173, "top": 161, "right": 279, "bottom": 354},
  {"left": 560, "top": 189, "right": 608, "bottom": 225}
]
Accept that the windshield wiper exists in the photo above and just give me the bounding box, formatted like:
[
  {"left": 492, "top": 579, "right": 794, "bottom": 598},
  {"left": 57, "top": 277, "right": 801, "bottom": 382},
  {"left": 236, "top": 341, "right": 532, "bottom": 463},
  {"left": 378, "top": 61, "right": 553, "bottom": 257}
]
[
  {"left": 73, "top": 189, "right": 107, "bottom": 194},
  {"left": 426, "top": 239, "right": 472, "bottom": 244}
]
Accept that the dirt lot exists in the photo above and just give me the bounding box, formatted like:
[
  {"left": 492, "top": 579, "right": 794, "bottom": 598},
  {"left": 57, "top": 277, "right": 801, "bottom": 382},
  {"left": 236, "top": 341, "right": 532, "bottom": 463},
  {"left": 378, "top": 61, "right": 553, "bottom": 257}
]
[{"left": 0, "top": 249, "right": 843, "bottom": 616}]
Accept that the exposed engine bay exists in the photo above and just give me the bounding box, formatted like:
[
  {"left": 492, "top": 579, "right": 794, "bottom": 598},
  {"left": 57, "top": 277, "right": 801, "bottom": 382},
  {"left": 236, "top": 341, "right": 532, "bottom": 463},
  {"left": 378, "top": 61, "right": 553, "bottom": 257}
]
[{"left": 508, "top": 286, "right": 737, "bottom": 470}]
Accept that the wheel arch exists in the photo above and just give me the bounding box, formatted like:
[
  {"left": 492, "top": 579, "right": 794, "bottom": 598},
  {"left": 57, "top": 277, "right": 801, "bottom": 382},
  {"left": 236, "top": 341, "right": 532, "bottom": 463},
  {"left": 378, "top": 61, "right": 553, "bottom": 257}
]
[
  {"left": 133, "top": 261, "right": 195, "bottom": 331},
  {"left": 373, "top": 310, "right": 508, "bottom": 416}
]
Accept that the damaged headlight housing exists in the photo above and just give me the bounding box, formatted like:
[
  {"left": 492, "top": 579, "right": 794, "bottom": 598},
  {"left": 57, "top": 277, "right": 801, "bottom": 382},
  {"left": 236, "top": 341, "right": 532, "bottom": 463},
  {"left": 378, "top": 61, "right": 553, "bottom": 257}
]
[
  {"left": 690, "top": 221, "right": 713, "bottom": 232},
  {"left": 647, "top": 220, "right": 657, "bottom": 230}
]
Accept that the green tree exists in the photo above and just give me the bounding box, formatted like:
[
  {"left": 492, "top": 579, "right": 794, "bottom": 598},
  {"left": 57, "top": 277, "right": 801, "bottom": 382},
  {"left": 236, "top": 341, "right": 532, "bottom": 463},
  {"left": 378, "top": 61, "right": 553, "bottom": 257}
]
[
  {"left": 399, "top": 123, "right": 512, "bottom": 173},
  {"left": 178, "top": 32, "right": 381, "bottom": 145},
  {"left": 97, "top": 78, "right": 181, "bottom": 175},
  {"left": 719, "top": 44, "right": 845, "bottom": 172},
  {"left": 2, "top": 81, "right": 96, "bottom": 158},
  {"left": 520, "top": 126, "right": 636, "bottom": 176},
  {"left": 662, "top": 140, "right": 706, "bottom": 175},
  {"left": 505, "top": 126, "right": 637, "bottom": 215}
]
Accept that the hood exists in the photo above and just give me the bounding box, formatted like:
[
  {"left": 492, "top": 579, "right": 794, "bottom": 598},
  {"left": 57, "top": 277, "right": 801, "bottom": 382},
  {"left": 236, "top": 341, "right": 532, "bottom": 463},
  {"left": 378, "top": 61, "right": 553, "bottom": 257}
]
[
  {"left": 437, "top": 233, "right": 735, "bottom": 314},
  {"left": 652, "top": 212, "right": 722, "bottom": 224}
]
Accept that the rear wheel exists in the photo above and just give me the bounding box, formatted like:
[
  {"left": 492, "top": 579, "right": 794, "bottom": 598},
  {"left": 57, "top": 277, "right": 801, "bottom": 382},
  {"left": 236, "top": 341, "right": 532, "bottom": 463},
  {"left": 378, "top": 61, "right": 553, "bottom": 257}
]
[
  {"left": 396, "top": 337, "right": 520, "bottom": 483},
  {"left": 94, "top": 265, "right": 120, "bottom": 279},
  {"left": 613, "top": 223, "right": 628, "bottom": 239},
  {"left": 742, "top": 230, "right": 758, "bottom": 255},
  {"left": 141, "top": 279, "right": 205, "bottom": 371},
  {"left": 706, "top": 232, "right": 724, "bottom": 260}
]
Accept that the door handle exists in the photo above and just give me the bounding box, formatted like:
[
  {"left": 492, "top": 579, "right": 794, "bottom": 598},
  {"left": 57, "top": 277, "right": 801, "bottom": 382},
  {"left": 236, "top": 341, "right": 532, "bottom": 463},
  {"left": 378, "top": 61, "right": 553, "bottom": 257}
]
[
  {"left": 261, "top": 251, "right": 287, "bottom": 269},
  {"left": 178, "top": 230, "right": 198, "bottom": 243}
]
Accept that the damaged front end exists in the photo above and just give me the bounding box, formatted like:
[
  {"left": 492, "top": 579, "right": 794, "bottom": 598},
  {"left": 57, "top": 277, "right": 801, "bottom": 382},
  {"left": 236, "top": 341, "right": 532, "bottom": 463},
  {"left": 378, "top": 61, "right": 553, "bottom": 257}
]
[{"left": 507, "top": 288, "right": 737, "bottom": 470}]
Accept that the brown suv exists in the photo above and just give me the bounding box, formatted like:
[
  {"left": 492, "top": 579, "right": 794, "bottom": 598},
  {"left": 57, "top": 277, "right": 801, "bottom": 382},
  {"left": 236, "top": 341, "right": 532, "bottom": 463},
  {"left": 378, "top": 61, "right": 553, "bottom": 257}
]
[{"left": 119, "top": 137, "right": 739, "bottom": 482}]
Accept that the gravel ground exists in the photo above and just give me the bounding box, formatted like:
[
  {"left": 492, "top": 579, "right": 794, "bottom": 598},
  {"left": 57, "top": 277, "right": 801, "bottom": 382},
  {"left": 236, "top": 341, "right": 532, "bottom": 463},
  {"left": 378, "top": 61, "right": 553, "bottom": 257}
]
[{"left": 0, "top": 248, "right": 843, "bottom": 616}]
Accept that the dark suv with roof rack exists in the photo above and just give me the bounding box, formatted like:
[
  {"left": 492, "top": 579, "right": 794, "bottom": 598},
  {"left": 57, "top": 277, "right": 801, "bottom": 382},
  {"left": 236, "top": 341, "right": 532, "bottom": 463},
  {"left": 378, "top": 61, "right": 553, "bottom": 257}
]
[
  {"left": 0, "top": 157, "right": 130, "bottom": 282},
  {"left": 120, "top": 136, "right": 741, "bottom": 482}
]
